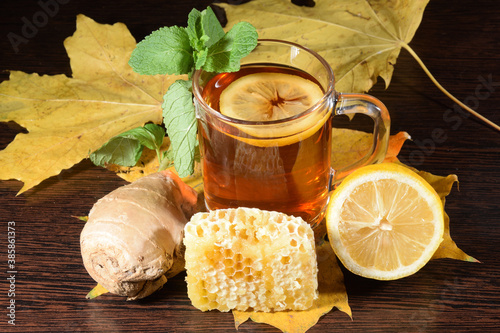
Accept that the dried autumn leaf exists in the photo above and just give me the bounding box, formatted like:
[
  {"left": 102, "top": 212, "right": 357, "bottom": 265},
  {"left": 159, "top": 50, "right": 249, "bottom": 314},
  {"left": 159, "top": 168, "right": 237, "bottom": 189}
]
[
  {"left": 86, "top": 283, "right": 109, "bottom": 299},
  {"left": 218, "top": 0, "right": 429, "bottom": 93},
  {"left": 0, "top": 15, "right": 184, "bottom": 194},
  {"left": 219, "top": 0, "right": 499, "bottom": 130},
  {"left": 233, "top": 240, "right": 351, "bottom": 333},
  {"left": 406, "top": 167, "right": 479, "bottom": 263},
  {"left": 331, "top": 129, "right": 411, "bottom": 171},
  {"left": 383, "top": 131, "right": 412, "bottom": 163}
]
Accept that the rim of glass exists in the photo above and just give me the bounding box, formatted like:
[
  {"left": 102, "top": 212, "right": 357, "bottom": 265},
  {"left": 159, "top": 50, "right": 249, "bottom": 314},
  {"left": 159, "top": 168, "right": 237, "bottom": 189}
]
[{"left": 192, "top": 39, "right": 336, "bottom": 126}]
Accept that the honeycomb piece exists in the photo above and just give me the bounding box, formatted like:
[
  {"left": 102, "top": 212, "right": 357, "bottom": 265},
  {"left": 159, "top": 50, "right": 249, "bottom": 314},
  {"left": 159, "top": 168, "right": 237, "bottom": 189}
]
[{"left": 183, "top": 207, "right": 318, "bottom": 312}]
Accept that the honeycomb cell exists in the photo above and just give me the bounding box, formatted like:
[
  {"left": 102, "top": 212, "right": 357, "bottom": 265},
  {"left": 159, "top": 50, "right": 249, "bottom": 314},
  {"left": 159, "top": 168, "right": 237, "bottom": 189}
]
[
  {"left": 234, "top": 253, "right": 243, "bottom": 263},
  {"left": 223, "top": 248, "right": 234, "bottom": 258},
  {"left": 281, "top": 256, "right": 291, "bottom": 265},
  {"left": 229, "top": 223, "right": 237, "bottom": 237},
  {"left": 211, "top": 223, "right": 220, "bottom": 233},
  {"left": 267, "top": 223, "right": 278, "bottom": 237},
  {"left": 195, "top": 224, "right": 204, "bottom": 237},
  {"left": 253, "top": 261, "right": 263, "bottom": 272},
  {"left": 225, "top": 267, "right": 235, "bottom": 277},
  {"left": 223, "top": 258, "right": 234, "bottom": 267},
  {"left": 297, "top": 225, "right": 307, "bottom": 237},
  {"left": 206, "top": 283, "right": 218, "bottom": 294},
  {"left": 199, "top": 296, "right": 209, "bottom": 306},
  {"left": 216, "top": 210, "right": 227, "bottom": 220},
  {"left": 234, "top": 261, "right": 244, "bottom": 271}
]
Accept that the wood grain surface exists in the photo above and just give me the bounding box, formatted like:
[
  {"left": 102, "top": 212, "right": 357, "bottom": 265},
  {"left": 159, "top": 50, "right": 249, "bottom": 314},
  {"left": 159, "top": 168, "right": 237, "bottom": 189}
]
[{"left": 0, "top": 0, "right": 499, "bottom": 332}]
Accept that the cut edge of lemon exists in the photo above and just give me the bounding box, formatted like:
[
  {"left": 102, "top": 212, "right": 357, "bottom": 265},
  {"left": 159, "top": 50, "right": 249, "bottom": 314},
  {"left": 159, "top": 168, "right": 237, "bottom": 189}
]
[{"left": 326, "top": 163, "right": 445, "bottom": 280}]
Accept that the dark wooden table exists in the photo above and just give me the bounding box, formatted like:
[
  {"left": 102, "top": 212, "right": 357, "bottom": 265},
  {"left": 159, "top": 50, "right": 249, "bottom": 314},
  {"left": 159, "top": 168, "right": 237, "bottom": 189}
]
[{"left": 1, "top": 0, "right": 499, "bottom": 332}]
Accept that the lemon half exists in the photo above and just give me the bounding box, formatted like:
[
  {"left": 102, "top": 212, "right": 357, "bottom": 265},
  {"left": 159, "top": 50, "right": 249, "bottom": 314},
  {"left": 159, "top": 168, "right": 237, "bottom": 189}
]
[{"left": 326, "top": 163, "right": 445, "bottom": 280}]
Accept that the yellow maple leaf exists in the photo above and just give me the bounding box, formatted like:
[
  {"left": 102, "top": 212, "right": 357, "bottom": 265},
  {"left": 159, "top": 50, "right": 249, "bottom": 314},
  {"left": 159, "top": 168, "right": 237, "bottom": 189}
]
[
  {"left": 217, "top": 0, "right": 429, "bottom": 93},
  {"left": 331, "top": 129, "right": 411, "bottom": 171},
  {"left": 218, "top": 0, "right": 499, "bottom": 130},
  {"left": 0, "top": 14, "right": 184, "bottom": 194},
  {"left": 410, "top": 168, "right": 479, "bottom": 263}
]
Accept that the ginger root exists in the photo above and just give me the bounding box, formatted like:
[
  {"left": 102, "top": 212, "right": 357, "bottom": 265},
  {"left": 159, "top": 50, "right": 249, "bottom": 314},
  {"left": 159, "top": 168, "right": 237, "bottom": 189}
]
[{"left": 80, "top": 170, "right": 200, "bottom": 300}]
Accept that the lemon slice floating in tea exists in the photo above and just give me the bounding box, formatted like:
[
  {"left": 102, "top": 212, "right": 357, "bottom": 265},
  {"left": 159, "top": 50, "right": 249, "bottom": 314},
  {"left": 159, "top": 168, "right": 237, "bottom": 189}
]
[
  {"left": 326, "top": 163, "right": 445, "bottom": 280},
  {"left": 219, "top": 72, "right": 328, "bottom": 147},
  {"left": 220, "top": 72, "right": 324, "bottom": 121}
]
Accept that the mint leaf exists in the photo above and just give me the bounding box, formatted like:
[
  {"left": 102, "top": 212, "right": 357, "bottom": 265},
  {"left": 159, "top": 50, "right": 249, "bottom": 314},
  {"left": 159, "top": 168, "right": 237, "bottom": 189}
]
[
  {"left": 90, "top": 136, "right": 143, "bottom": 167},
  {"left": 187, "top": 9, "right": 206, "bottom": 50},
  {"left": 203, "top": 21, "right": 258, "bottom": 73},
  {"left": 143, "top": 123, "right": 165, "bottom": 149},
  {"left": 162, "top": 79, "right": 198, "bottom": 177},
  {"left": 90, "top": 124, "right": 166, "bottom": 168},
  {"left": 200, "top": 7, "right": 225, "bottom": 48},
  {"left": 187, "top": 7, "right": 225, "bottom": 70},
  {"left": 187, "top": 7, "right": 224, "bottom": 49},
  {"left": 129, "top": 26, "right": 193, "bottom": 75},
  {"left": 121, "top": 123, "right": 165, "bottom": 151}
]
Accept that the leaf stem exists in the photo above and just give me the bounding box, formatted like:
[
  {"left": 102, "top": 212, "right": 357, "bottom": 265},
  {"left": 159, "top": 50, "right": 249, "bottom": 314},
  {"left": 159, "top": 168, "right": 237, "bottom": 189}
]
[
  {"left": 155, "top": 148, "right": 163, "bottom": 169},
  {"left": 401, "top": 42, "right": 500, "bottom": 132}
]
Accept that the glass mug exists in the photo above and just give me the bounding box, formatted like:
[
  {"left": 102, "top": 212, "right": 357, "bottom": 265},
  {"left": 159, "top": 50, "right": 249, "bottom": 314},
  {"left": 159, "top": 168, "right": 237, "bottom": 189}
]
[{"left": 193, "top": 39, "right": 390, "bottom": 228}]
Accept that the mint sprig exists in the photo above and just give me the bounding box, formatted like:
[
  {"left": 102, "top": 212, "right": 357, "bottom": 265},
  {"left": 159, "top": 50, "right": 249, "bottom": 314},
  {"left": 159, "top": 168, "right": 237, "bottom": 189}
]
[
  {"left": 91, "top": 6, "right": 257, "bottom": 177},
  {"left": 90, "top": 123, "right": 166, "bottom": 168},
  {"left": 186, "top": 7, "right": 225, "bottom": 69}
]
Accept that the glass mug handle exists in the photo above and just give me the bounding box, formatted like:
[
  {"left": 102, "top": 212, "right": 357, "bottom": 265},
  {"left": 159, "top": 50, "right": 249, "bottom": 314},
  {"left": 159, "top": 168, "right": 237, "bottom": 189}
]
[{"left": 330, "top": 92, "right": 391, "bottom": 186}]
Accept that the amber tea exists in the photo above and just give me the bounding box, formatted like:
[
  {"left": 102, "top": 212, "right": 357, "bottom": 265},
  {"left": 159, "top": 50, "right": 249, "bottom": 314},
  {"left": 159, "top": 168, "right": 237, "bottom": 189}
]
[
  {"left": 198, "top": 65, "right": 333, "bottom": 224},
  {"left": 193, "top": 40, "right": 390, "bottom": 228}
]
